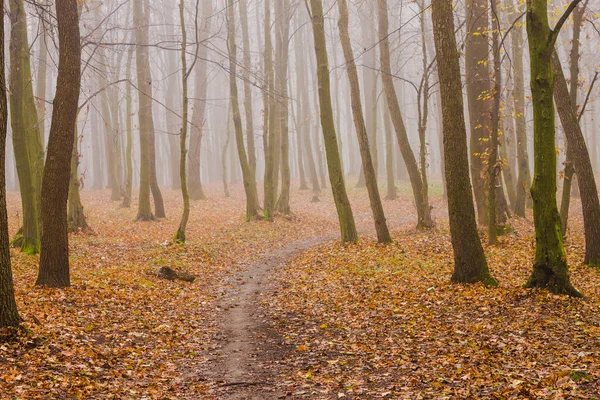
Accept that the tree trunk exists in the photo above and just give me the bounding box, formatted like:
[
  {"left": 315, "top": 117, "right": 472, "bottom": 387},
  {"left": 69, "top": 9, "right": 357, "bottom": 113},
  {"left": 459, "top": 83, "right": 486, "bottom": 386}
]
[
  {"left": 337, "top": 0, "right": 391, "bottom": 244},
  {"left": 9, "top": 0, "right": 44, "bottom": 255},
  {"left": 67, "top": 123, "right": 89, "bottom": 233},
  {"left": 431, "top": 0, "right": 497, "bottom": 286},
  {"left": 188, "top": 0, "right": 212, "bottom": 201},
  {"left": 122, "top": 49, "right": 134, "bottom": 208},
  {"left": 465, "top": 0, "right": 492, "bottom": 225},
  {"left": 510, "top": 0, "right": 532, "bottom": 217},
  {"left": 488, "top": 0, "right": 501, "bottom": 244},
  {"left": 36, "top": 0, "right": 81, "bottom": 287},
  {"left": 239, "top": 0, "right": 256, "bottom": 184},
  {"left": 377, "top": 0, "right": 432, "bottom": 229},
  {"left": 275, "top": 0, "right": 292, "bottom": 215},
  {"left": 559, "top": 4, "right": 584, "bottom": 237},
  {"left": 0, "top": 9, "right": 20, "bottom": 326},
  {"left": 384, "top": 95, "right": 397, "bottom": 200},
  {"left": 553, "top": 54, "right": 600, "bottom": 267},
  {"left": 174, "top": 0, "right": 190, "bottom": 243},
  {"left": 308, "top": 0, "right": 358, "bottom": 243},
  {"left": 134, "top": 0, "right": 155, "bottom": 221},
  {"left": 263, "top": 0, "right": 277, "bottom": 220},
  {"left": 35, "top": 18, "right": 48, "bottom": 145},
  {"left": 227, "top": 0, "right": 260, "bottom": 220},
  {"left": 524, "top": 0, "right": 581, "bottom": 296}
]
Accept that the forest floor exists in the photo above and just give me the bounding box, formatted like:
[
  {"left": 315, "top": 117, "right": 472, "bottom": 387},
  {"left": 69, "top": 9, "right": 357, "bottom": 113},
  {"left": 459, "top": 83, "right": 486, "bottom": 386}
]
[{"left": 1, "top": 181, "right": 599, "bottom": 399}]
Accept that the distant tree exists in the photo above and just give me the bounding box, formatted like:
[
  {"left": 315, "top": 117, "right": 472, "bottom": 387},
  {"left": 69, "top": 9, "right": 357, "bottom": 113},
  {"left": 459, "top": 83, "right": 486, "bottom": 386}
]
[
  {"left": 9, "top": 0, "right": 45, "bottom": 254},
  {"left": 308, "top": 0, "right": 358, "bottom": 243},
  {"left": 67, "top": 122, "right": 89, "bottom": 233},
  {"left": 524, "top": 0, "right": 581, "bottom": 296},
  {"left": 36, "top": 0, "right": 82, "bottom": 287},
  {"left": 337, "top": 0, "right": 391, "bottom": 244},
  {"left": 0, "top": 8, "right": 20, "bottom": 327},
  {"left": 431, "top": 0, "right": 497, "bottom": 285}
]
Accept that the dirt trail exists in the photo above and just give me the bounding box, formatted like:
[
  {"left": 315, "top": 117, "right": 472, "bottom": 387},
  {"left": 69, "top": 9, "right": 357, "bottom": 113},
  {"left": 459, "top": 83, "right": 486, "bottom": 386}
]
[{"left": 203, "top": 235, "right": 337, "bottom": 399}]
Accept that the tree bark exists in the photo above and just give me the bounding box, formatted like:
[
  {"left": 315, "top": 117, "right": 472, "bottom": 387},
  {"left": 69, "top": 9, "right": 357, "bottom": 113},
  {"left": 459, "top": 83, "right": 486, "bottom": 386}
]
[
  {"left": 9, "top": 0, "right": 44, "bottom": 255},
  {"left": 36, "top": 0, "right": 81, "bottom": 287},
  {"left": 524, "top": 0, "right": 581, "bottom": 296},
  {"left": 0, "top": 8, "right": 20, "bottom": 326},
  {"left": 308, "top": 0, "right": 358, "bottom": 243},
  {"left": 553, "top": 54, "right": 600, "bottom": 267},
  {"left": 431, "top": 0, "right": 497, "bottom": 285}
]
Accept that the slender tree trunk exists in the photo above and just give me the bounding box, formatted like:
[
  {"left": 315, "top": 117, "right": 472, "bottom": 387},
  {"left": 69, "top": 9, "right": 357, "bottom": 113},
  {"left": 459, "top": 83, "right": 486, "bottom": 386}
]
[
  {"left": 431, "top": 0, "right": 497, "bottom": 286},
  {"left": 35, "top": 18, "right": 48, "bottom": 144},
  {"left": 9, "top": 0, "right": 44, "bottom": 255},
  {"left": 418, "top": 0, "right": 431, "bottom": 225},
  {"left": 174, "top": 0, "right": 190, "bottom": 243},
  {"left": 337, "top": 0, "right": 391, "bottom": 244},
  {"left": 222, "top": 104, "right": 232, "bottom": 198},
  {"left": 524, "top": 0, "right": 581, "bottom": 296},
  {"left": 309, "top": 0, "right": 358, "bottom": 243},
  {"left": 188, "top": 0, "right": 212, "bottom": 201},
  {"left": 275, "top": 0, "right": 292, "bottom": 214},
  {"left": 559, "top": 4, "right": 584, "bottom": 237},
  {"left": 263, "top": 0, "right": 277, "bottom": 220},
  {"left": 36, "top": 0, "right": 81, "bottom": 287},
  {"left": 0, "top": 9, "right": 20, "bottom": 326},
  {"left": 510, "top": 0, "right": 532, "bottom": 217},
  {"left": 227, "top": 0, "right": 259, "bottom": 220},
  {"left": 239, "top": 0, "right": 256, "bottom": 183},
  {"left": 295, "top": 22, "right": 320, "bottom": 201},
  {"left": 122, "top": 49, "right": 134, "bottom": 208},
  {"left": 488, "top": 0, "right": 501, "bottom": 244},
  {"left": 384, "top": 96, "right": 397, "bottom": 200},
  {"left": 465, "top": 0, "right": 492, "bottom": 225},
  {"left": 553, "top": 54, "right": 600, "bottom": 267},
  {"left": 377, "top": 0, "right": 432, "bottom": 228}
]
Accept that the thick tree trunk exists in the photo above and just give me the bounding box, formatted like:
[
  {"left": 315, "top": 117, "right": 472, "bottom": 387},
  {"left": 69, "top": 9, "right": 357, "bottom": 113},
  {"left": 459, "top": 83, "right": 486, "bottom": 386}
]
[
  {"left": 465, "top": 0, "right": 492, "bottom": 225},
  {"left": 239, "top": 0, "right": 256, "bottom": 184},
  {"left": 134, "top": 0, "right": 155, "bottom": 221},
  {"left": 337, "top": 0, "right": 391, "bottom": 244},
  {"left": 36, "top": 0, "right": 81, "bottom": 287},
  {"left": 9, "top": 0, "right": 44, "bottom": 255},
  {"left": 377, "top": 0, "right": 432, "bottom": 229},
  {"left": 431, "top": 0, "right": 496, "bottom": 285},
  {"left": 0, "top": 10, "right": 20, "bottom": 326},
  {"left": 227, "top": 0, "right": 260, "bottom": 220},
  {"left": 553, "top": 54, "right": 600, "bottom": 267},
  {"left": 524, "top": 0, "right": 581, "bottom": 296}
]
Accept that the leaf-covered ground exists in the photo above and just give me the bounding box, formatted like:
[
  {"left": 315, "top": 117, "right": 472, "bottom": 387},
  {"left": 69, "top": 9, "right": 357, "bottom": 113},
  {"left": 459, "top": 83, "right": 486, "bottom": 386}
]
[
  {"left": 266, "top": 216, "right": 600, "bottom": 399},
  {"left": 0, "top": 181, "right": 434, "bottom": 399}
]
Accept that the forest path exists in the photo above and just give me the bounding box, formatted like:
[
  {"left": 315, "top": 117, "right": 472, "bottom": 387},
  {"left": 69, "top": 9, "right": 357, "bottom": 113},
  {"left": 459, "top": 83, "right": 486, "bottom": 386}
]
[{"left": 202, "top": 234, "right": 338, "bottom": 399}]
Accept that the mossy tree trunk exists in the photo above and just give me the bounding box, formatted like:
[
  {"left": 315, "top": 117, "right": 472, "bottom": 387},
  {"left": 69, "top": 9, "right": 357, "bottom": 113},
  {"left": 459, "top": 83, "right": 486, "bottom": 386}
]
[
  {"left": 431, "top": 0, "right": 497, "bottom": 286},
  {"left": 524, "top": 0, "right": 581, "bottom": 296},
  {"left": 377, "top": 0, "right": 432, "bottom": 229},
  {"left": 553, "top": 54, "right": 600, "bottom": 267},
  {"left": 227, "top": 0, "right": 260, "bottom": 220},
  {"left": 36, "top": 0, "right": 81, "bottom": 288},
  {"left": 263, "top": 0, "right": 277, "bottom": 221},
  {"left": 337, "top": 0, "right": 391, "bottom": 244},
  {"left": 0, "top": 11, "right": 20, "bottom": 326},
  {"left": 9, "top": 0, "right": 44, "bottom": 255},
  {"left": 308, "top": 0, "right": 358, "bottom": 243}
]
